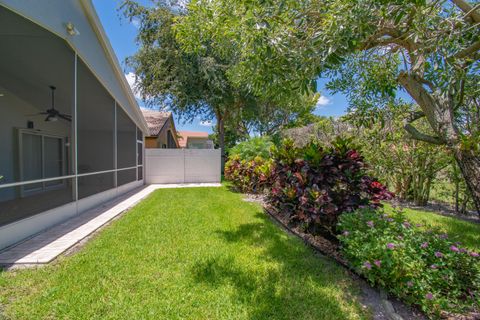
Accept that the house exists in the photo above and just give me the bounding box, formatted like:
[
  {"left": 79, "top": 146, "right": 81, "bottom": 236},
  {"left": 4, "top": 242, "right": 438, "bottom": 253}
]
[
  {"left": 0, "top": 0, "right": 149, "bottom": 250},
  {"left": 141, "top": 109, "right": 179, "bottom": 149},
  {"left": 178, "top": 131, "right": 214, "bottom": 149}
]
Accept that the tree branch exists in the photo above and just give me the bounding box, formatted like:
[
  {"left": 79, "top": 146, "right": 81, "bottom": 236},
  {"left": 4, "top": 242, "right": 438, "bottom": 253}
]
[
  {"left": 452, "top": 40, "right": 480, "bottom": 60},
  {"left": 398, "top": 72, "right": 438, "bottom": 125},
  {"left": 407, "top": 110, "right": 426, "bottom": 122},
  {"left": 403, "top": 122, "right": 445, "bottom": 145},
  {"left": 451, "top": 0, "right": 480, "bottom": 24}
]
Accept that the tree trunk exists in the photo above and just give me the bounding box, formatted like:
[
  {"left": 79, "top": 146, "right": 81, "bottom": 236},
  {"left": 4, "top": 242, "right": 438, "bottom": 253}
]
[
  {"left": 398, "top": 72, "right": 480, "bottom": 214},
  {"left": 453, "top": 149, "right": 480, "bottom": 215},
  {"left": 454, "top": 179, "right": 459, "bottom": 213}
]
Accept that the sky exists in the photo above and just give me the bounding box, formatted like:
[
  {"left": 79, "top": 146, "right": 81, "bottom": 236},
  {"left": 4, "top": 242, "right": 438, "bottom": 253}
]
[{"left": 92, "top": 0, "right": 349, "bottom": 134}]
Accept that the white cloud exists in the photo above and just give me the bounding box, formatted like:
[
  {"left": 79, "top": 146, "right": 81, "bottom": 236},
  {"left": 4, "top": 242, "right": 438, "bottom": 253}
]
[
  {"left": 131, "top": 18, "right": 141, "bottom": 29},
  {"left": 199, "top": 120, "right": 213, "bottom": 127},
  {"left": 315, "top": 95, "right": 332, "bottom": 108},
  {"left": 125, "top": 72, "right": 142, "bottom": 100}
]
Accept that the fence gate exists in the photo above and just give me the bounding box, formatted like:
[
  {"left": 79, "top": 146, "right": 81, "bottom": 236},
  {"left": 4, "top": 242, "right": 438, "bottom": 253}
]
[{"left": 145, "top": 149, "right": 221, "bottom": 184}]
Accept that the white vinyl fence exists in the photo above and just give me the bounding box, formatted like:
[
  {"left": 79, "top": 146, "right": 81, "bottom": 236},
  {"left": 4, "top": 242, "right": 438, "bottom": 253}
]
[{"left": 145, "top": 149, "right": 221, "bottom": 184}]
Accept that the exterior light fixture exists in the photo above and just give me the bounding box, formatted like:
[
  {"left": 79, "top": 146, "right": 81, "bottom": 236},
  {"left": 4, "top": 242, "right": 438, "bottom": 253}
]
[{"left": 66, "top": 22, "right": 80, "bottom": 36}]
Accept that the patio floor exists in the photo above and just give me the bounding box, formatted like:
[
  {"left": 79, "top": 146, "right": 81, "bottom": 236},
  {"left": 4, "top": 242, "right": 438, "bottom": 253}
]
[{"left": 0, "top": 183, "right": 220, "bottom": 267}]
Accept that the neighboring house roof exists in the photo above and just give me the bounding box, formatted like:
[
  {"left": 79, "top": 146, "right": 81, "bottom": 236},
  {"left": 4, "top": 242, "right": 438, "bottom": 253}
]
[
  {"left": 178, "top": 131, "right": 209, "bottom": 148},
  {"left": 141, "top": 109, "right": 172, "bottom": 137}
]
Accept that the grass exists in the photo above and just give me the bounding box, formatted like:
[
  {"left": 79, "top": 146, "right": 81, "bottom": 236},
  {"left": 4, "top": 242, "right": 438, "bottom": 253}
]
[
  {"left": 0, "top": 187, "right": 367, "bottom": 320},
  {"left": 384, "top": 204, "right": 480, "bottom": 250}
]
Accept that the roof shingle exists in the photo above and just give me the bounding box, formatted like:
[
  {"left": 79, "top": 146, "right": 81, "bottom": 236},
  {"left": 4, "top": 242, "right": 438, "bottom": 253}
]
[{"left": 141, "top": 109, "right": 171, "bottom": 137}]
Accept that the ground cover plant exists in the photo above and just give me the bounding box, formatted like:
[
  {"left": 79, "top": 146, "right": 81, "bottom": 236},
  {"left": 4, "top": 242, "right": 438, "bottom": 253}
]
[
  {"left": 339, "top": 208, "right": 480, "bottom": 317},
  {"left": 384, "top": 204, "right": 480, "bottom": 251},
  {"left": 0, "top": 187, "right": 367, "bottom": 320}
]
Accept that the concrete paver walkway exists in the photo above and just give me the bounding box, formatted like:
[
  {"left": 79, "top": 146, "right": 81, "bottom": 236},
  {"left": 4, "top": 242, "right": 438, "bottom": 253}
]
[{"left": 0, "top": 183, "right": 220, "bottom": 267}]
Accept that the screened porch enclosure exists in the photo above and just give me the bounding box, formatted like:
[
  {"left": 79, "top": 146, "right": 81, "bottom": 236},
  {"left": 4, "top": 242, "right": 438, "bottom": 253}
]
[{"left": 0, "top": 5, "right": 144, "bottom": 228}]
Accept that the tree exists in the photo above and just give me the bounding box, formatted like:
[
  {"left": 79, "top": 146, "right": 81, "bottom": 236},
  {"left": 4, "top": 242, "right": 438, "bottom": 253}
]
[
  {"left": 122, "top": 1, "right": 319, "bottom": 166},
  {"left": 121, "top": 1, "right": 258, "bottom": 166},
  {"left": 349, "top": 107, "right": 450, "bottom": 206},
  {"left": 178, "top": 0, "right": 480, "bottom": 213}
]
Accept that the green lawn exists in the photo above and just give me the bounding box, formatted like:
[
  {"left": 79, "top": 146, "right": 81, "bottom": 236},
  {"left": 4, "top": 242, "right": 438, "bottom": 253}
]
[
  {"left": 0, "top": 187, "right": 366, "bottom": 320},
  {"left": 384, "top": 204, "right": 480, "bottom": 250}
]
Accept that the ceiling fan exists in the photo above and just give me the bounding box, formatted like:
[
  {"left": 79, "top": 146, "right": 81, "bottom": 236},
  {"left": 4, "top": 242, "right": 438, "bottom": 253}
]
[{"left": 30, "top": 86, "right": 72, "bottom": 122}]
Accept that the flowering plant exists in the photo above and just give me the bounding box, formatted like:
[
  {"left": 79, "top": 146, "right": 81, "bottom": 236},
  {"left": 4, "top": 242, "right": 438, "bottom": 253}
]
[{"left": 338, "top": 208, "right": 480, "bottom": 316}]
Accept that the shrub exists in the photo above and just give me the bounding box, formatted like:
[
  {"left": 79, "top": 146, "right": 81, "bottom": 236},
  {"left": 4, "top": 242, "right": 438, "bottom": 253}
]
[
  {"left": 229, "top": 136, "right": 273, "bottom": 161},
  {"left": 338, "top": 208, "right": 480, "bottom": 316},
  {"left": 266, "top": 137, "right": 393, "bottom": 238},
  {"left": 224, "top": 155, "right": 272, "bottom": 193}
]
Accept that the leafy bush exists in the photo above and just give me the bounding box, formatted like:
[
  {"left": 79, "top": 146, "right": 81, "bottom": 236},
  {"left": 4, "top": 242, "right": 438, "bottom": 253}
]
[
  {"left": 339, "top": 208, "right": 480, "bottom": 316},
  {"left": 266, "top": 137, "right": 393, "bottom": 238},
  {"left": 224, "top": 155, "right": 272, "bottom": 193},
  {"left": 229, "top": 137, "right": 273, "bottom": 161}
]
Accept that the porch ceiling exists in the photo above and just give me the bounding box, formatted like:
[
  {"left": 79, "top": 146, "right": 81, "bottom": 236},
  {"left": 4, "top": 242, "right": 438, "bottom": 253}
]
[{"left": 0, "top": 5, "right": 74, "bottom": 118}]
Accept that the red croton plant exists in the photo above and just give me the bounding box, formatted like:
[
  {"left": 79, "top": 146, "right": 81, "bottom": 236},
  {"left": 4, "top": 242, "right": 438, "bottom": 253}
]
[{"left": 266, "top": 138, "right": 393, "bottom": 239}]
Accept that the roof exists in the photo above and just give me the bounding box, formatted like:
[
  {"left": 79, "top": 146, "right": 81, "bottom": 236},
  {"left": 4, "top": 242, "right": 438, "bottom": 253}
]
[
  {"left": 178, "top": 131, "right": 209, "bottom": 148},
  {"left": 141, "top": 109, "right": 172, "bottom": 137}
]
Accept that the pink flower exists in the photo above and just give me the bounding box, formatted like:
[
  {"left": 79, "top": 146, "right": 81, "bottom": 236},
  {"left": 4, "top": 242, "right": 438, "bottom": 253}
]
[
  {"left": 420, "top": 242, "right": 428, "bottom": 249},
  {"left": 366, "top": 221, "right": 374, "bottom": 228},
  {"left": 386, "top": 243, "right": 396, "bottom": 250},
  {"left": 470, "top": 251, "right": 479, "bottom": 258},
  {"left": 439, "top": 234, "right": 448, "bottom": 239},
  {"left": 431, "top": 264, "right": 437, "bottom": 269},
  {"left": 406, "top": 281, "right": 413, "bottom": 288},
  {"left": 363, "top": 261, "right": 372, "bottom": 270},
  {"left": 342, "top": 231, "right": 350, "bottom": 236},
  {"left": 435, "top": 252, "right": 443, "bottom": 258},
  {"left": 450, "top": 245, "right": 459, "bottom": 253},
  {"left": 402, "top": 221, "right": 411, "bottom": 228},
  {"left": 425, "top": 293, "right": 433, "bottom": 300},
  {"left": 374, "top": 260, "right": 382, "bottom": 268}
]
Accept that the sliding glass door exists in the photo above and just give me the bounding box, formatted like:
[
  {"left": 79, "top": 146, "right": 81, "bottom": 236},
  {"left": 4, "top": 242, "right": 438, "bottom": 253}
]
[{"left": 20, "top": 131, "right": 65, "bottom": 196}]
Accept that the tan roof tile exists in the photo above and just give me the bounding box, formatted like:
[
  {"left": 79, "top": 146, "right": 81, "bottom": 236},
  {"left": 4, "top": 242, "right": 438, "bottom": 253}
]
[
  {"left": 141, "top": 109, "right": 171, "bottom": 136},
  {"left": 178, "top": 131, "right": 209, "bottom": 148}
]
